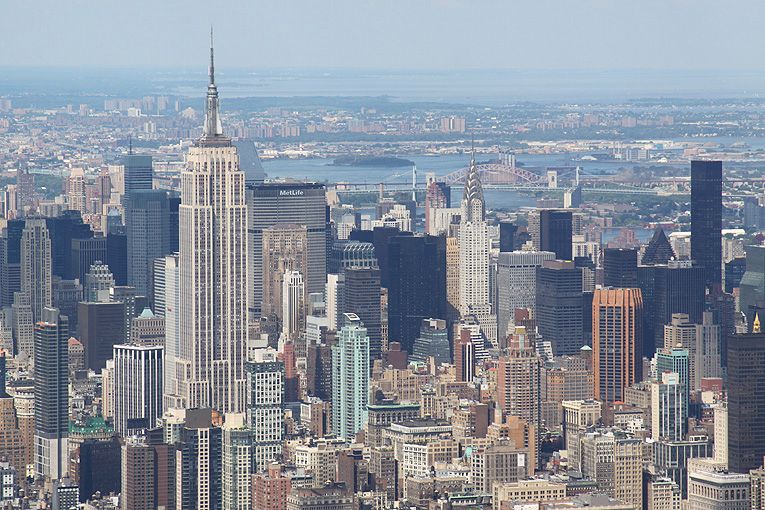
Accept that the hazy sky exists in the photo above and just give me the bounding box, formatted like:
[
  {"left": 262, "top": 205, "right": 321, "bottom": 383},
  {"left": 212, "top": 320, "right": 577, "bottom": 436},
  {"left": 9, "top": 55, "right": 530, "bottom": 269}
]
[{"left": 2, "top": 0, "right": 764, "bottom": 70}]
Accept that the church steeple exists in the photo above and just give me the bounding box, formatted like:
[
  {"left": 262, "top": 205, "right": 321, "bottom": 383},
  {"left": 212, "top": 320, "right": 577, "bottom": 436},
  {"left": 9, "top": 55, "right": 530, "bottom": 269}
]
[
  {"left": 201, "top": 27, "right": 226, "bottom": 144},
  {"left": 461, "top": 145, "right": 485, "bottom": 223}
]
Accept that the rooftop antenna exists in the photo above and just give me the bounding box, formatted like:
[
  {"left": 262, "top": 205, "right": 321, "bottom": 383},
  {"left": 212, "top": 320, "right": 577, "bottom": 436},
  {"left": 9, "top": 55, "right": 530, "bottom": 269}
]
[{"left": 209, "top": 26, "right": 215, "bottom": 85}]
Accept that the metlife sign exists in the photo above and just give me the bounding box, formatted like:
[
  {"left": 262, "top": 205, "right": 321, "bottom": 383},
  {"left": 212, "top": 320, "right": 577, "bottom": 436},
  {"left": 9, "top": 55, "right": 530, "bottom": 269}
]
[{"left": 279, "top": 189, "right": 305, "bottom": 197}]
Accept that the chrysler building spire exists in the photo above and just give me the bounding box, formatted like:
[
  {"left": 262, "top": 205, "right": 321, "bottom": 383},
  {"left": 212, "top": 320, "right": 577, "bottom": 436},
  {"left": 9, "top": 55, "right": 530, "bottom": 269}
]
[
  {"left": 202, "top": 27, "right": 226, "bottom": 142},
  {"left": 461, "top": 146, "right": 485, "bottom": 223}
]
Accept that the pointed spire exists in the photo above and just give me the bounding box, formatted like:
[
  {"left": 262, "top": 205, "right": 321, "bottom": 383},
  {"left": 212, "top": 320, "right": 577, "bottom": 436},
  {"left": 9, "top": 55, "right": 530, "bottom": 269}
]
[
  {"left": 755, "top": 312, "right": 761, "bottom": 334},
  {"left": 461, "top": 141, "right": 485, "bottom": 223},
  {"left": 201, "top": 26, "right": 226, "bottom": 143}
]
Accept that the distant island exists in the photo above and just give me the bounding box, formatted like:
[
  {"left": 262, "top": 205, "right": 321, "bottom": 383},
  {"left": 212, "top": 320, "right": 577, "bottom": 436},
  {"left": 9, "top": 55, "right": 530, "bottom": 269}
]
[{"left": 331, "top": 155, "right": 415, "bottom": 167}]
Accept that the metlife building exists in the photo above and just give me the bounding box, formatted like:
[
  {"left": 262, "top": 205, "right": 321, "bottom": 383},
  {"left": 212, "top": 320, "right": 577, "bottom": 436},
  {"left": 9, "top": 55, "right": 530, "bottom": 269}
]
[{"left": 247, "top": 182, "right": 328, "bottom": 318}]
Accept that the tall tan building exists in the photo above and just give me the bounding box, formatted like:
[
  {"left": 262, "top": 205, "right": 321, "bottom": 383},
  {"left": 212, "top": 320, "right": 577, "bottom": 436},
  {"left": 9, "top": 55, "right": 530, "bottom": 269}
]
[
  {"left": 67, "top": 168, "right": 87, "bottom": 215},
  {"left": 261, "top": 224, "right": 308, "bottom": 319},
  {"left": 445, "top": 236, "right": 460, "bottom": 322},
  {"left": 496, "top": 326, "right": 541, "bottom": 466},
  {"left": 613, "top": 438, "right": 643, "bottom": 509},
  {"left": 0, "top": 354, "right": 27, "bottom": 477},
  {"left": 593, "top": 288, "right": 643, "bottom": 404},
  {"left": 664, "top": 312, "right": 721, "bottom": 392},
  {"left": 170, "top": 37, "right": 249, "bottom": 414}
]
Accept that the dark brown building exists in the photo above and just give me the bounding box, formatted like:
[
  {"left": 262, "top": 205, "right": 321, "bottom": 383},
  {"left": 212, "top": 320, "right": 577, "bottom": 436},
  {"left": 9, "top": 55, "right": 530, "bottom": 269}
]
[
  {"left": 78, "top": 301, "right": 126, "bottom": 371},
  {"left": 120, "top": 440, "right": 176, "bottom": 510}
]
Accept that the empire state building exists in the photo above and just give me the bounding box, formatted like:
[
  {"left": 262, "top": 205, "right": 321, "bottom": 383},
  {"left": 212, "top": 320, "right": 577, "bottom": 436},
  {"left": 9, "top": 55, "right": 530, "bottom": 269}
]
[{"left": 169, "top": 33, "right": 249, "bottom": 413}]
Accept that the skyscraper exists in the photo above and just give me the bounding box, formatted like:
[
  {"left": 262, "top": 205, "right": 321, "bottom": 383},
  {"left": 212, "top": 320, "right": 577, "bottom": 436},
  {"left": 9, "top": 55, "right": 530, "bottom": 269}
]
[
  {"left": 332, "top": 313, "right": 370, "bottom": 440},
  {"left": 387, "top": 234, "right": 446, "bottom": 354},
  {"left": 173, "top": 36, "right": 249, "bottom": 414},
  {"left": 496, "top": 326, "right": 542, "bottom": 465},
  {"left": 496, "top": 250, "right": 555, "bottom": 343},
  {"left": 691, "top": 160, "right": 722, "bottom": 291},
  {"left": 78, "top": 300, "right": 126, "bottom": 371},
  {"left": 176, "top": 408, "right": 223, "bottom": 510},
  {"left": 424, "top": 179, "right": 450, "bottom": 235},
  {"left": 458, "top": 153, "right": 496, "bottom": 345},
  {"left": 221, "top": 414, "right": 252, "bottom": 510},
  {"left": 281, "top": 270, "right": 305, "bottom": 341},
  {"left": 536, "top": 260, "right": 583, "bottom": 356},
  {"left": 592, "top": 288, "right": 643, "bottom": 404},
  {"left": 499, "top": 221, "right": 518, "bottom": 253},
  {"left": 459, "top": 153, "right": 488, "bottom": 312},
  {"left": 638, "top": 260, "right": 706, "bottom": 357},
  {"left": 603, "top": 248, "right": 638, "bottom": 288},
  {"left": 0, "top": 219, "right": 24, "bottom": 308},
  {"left": 124, "top": 189, "right": 172, "bottom": 297},
  {"left": 34, "top": 307, "right": 69, "bottom": 480},
  {"left": 651, "top": 372, "right": 687, "bottom": 441},
  {"left": 45, "top": 211, "right": 92, "bottom": 280},
  {"left": 454, "top": 328, "right": 476, "bottom": 382},
  {"left": 246, "top": 349, "right": 284, "bottom": 473},
  {"left": 0, "top": 352, "right": 27, "bottom": 478},
  {"left": 122, "top": 153, "right": 153, "bottom": 193},
  {"left": 727, "top": 329, "right": 765, "bottom": 473},
  {"left": 162, "top": 253, "right": 181, "bottom": 410},
  {"left": 70, "top": 236, "right": 107, "bottom": 284},
  {"left": 261, "top": 224, "right": 308, "bottom": 320},
  {"left": 67, "top": 168, "right": 87, "bottom": 216},
  {"left": 112, "top": 343, "right": 163, "bottom": 436},
  {"left": 106, "top": 230, "right": 128, "bottom": 285},
  {"left": 528, "top": 209, "right": 573, "bottom": 260},
  {"left": 247, "top": 183, "right": 327, "bottom": 319},
  {"left": 20, "top": 218, "right": 52, "bottom": 325},
  {"left": 739, "top": 244, "right": 765, "bottom": 326},
  {"left": 342, "top": 267, "right": 382, "bottom": 360}
]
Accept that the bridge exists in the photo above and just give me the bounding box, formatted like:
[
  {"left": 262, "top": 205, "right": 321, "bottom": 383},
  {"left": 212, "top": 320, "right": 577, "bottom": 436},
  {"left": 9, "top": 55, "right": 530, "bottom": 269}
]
[
  {"left": 439, "top": 162, "right": 546, "bottom": 186},
  {"left": 328, "top": 181, "right": 675, "bottom": 196},
  {"left": 327, "top": 159, "right": 759, "bottom": 198}
]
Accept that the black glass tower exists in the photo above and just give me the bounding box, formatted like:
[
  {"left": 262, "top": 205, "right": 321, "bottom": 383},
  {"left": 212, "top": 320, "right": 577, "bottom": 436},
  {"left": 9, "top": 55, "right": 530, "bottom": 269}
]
[
  {"left": 638, "top": 261, "right": 706, "bottom": 357},
  {"left": 387, "top": 234, "right": 447, "bottom": 354},
  {"left": 727, "top": 331, "right": 765, "bottom": 473},
  {"left": 499, "top": 221, "right": 518, "bottom": 253},
  {"left": 45, "top": 211, "right": 93, "bottom": 280},
  {"left": 603, "top": 248, "right": 638, "bottom": 288},
  {"left": 536, "top": 260, "right": 583, "bottom": 356},
  {"left": 349, "top": 226, "right": 413, "bottom": 288},
  {"left": 691, "top": 160, "right": 722, "bottom": 291},
  {"left": 538, "top": 210, "right": 573, "bottom": 261}
]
